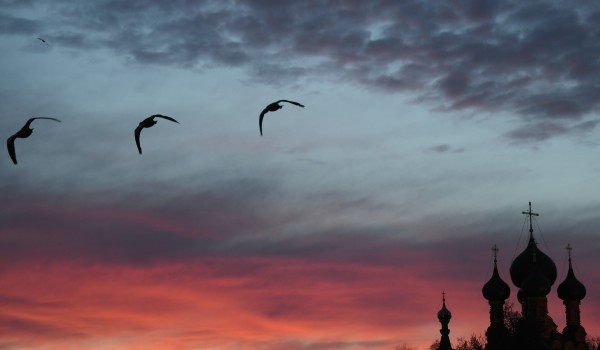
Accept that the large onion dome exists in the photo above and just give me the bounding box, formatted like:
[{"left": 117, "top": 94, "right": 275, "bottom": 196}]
[
  {"left": 521, "top": 257, "right": 552, "bottom": 297},
  {"left": 557, "top": 251, "right": 586, "bottom": 301},
  {"left": 510, "top": 235, "right": 557, "bottom": 288},
  {"left": 483, "top": 255, "right": 510, "bottom": 301}
]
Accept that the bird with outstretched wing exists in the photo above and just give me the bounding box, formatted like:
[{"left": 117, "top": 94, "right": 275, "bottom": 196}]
[
  {"left": 259, "top": 100, "right": 304, "bottom": 136},
  {"left": 134, "top": 114, "right": 179, "bottom": 155},
  {"left": 7, "top": 117, "right": 61, "bottom": 165}
]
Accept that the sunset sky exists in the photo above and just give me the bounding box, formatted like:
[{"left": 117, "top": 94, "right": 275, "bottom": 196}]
[{"left": 1, "top": 1, "right": 600, "bottom": 349}]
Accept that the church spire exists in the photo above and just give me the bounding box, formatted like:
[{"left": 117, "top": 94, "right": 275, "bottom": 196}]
[
  {"left": 557, "top": 244, "right": 588, "bottom": 348},
  {"left": 482, "top": 245, "right": 510, "bottom": 350},
  {"left": 437, "top": 291, "right": 453, "bottom": 350},
  {"left": 483, "top": 245, "right": 510, "bottom": 301}
]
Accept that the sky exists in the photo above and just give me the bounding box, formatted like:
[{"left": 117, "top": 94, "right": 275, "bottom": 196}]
[{"left": 1, "top": 1, "right": 600, "bottom": 349}]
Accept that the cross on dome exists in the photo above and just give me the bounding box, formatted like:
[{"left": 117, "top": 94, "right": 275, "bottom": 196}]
[
  {"left": 522, "top": 201, "right": 539, "bottom": 238},
  {"left": 492, "top": 244, "right": 499, "bottom": 262}
]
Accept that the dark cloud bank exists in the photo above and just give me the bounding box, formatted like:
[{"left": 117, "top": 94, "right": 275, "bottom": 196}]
[
  {"left": 1, "top": 183, "right": 598, "bottom": 282},
  {"left": 3, "top": 0, "right": 600, "bottom": 141}
]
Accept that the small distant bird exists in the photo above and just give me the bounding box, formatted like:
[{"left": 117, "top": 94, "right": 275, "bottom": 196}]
[
  {"left": 7, "top": 117, "right": 61, "bottom": 165},
  {"left": 37, "top": 37, "right": 50, "bottom": 46},
  {"left": 259, "top": 100, "right": 304, "bottom": 136},
  {"left": 134, "top": 114, "right": 179, "bottom": 154}
]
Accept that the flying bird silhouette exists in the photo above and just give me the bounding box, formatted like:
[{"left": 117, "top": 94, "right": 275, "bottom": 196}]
[
  {"left": 259, "top": 100, "right": 304, "bottom": 136},
  {"left": 7, "top": 117, "right": 61, "bottom": 165},
  {"left": 134, "top": 114, "right": 179, "bottom": 155},
  {"left": 37, "top": 37, "right": 49, "bottom": 46}
]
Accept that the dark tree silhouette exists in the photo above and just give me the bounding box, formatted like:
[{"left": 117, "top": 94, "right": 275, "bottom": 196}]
[
  {"left": 586, "top": 336, "right": 600, "bottom": 349},
  {"left": 428, "top": 340, "right": 440, "bottom": 350},
  {"left": 454, "top": 334, "right": 485, "bottom": 350},
  {"left": 503, "top": 301, "right": 522, "bottom": 335},
  {"left": 394, "top": 344, "right": 416, "bottom": 350}
]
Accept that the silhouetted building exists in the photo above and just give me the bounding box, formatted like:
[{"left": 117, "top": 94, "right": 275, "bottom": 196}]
[
  {"left": 557, "top": 244, "right": 588, "bottom": 349},
  {"left": 481, "top": 203, "right": 591, "bottom": 350},
  {"left": 437, "top": 292, "right": 453, "bottom": 350},
  {"left": 482, "top": 245, "right": 510, "bottom": 350}
]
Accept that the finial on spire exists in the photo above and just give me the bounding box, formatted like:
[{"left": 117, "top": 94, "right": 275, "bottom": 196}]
[
  {"left": 442, "top": 290, "right": 446, "bottom": 303},
  {"left": 566, "top": 243, "right": 573, "bottom": 263},
  {"left": 492, "top": 244, "right": 499, "bottom": 263},
  {"left": 522, "top": 201, "right": 539, "bottom": 239}
]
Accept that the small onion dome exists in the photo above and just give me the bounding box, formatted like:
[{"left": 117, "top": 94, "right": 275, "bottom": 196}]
[
  {"left": 437, "top": 296, "right": 452, "bottom": 322},
  {"left": 557, "top": 260, "right": 586, "bottom": 301},
  {"left": 510, "top": 236, "right": 557, "bottom": 288},
  {"left": 521, "top": 261, "right": 551, "bottom": 297},
  {"left": 482, "top": 261, "right": 511, "bottom": 301}
]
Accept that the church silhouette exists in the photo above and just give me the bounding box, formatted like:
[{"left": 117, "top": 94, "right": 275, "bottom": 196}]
[{"left": 435, "top": 203, "right": 596, "bottom": 350}]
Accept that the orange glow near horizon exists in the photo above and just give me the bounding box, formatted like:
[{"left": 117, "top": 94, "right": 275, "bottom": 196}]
[
  {"left": 2, "top": 254, "right": 599, "bottom": 350},
  {"left": 1, "top": 195, "right": 599, "bottom": 349},
  {"left": 0, "top": 258, "right": 461, "bottom": 349}
]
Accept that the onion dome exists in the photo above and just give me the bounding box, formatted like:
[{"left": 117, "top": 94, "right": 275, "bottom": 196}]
[
  {"left": 557, "top": 246, "right": 586, "bottom": 301},
  {"left": 510, "top": 235, "right": 557, "bottom": 288},
  {"left": 437, "top": 292, "right": 452, "bottom": 322},
  {"left": 482, "top": 247, "right": 511, "bottom": 301},
  {"left": 521, "top": 257, "right": 551, "bottom": 297}
]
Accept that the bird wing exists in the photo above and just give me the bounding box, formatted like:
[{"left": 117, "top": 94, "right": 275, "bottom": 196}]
[
  {"left": 7, "top": 135, "right": 17, "bottom": 165},
  {"left": 153, "top": 115, "right": 179, "bottom": 123},
  {"left": 278, "top": 100, "right": 305, "bottom": 108},
  {"left": 33, "top": 117, "right": 61, "bottom": 122},
  {"left": 27, "top": 117, "right": 61, "bottom": 127},
  {"left": 134, "top": 125, "right": 144, "bottom": 154},
  {"left": 259, "top": 109, "right": 268, "bottom": 136}
]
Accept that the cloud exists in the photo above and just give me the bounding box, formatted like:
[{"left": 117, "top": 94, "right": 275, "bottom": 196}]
[
  {"left": 0, "top": 316, "right": 84, "bottom": 340},
  {"left": 0, "top": 178, "right": 276, "bottom": 264},
  {"left": 0, "top": 12, "right": 38, "bottom": 35},
  {"left": 4, "top": 1, "right": 600, "bottom": 141},
  {"left": 426, "top": 144, "right": 465, "bottom": 154},
  {"left": 505, "top": 119, "right": 599, "bottom": 142}
]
